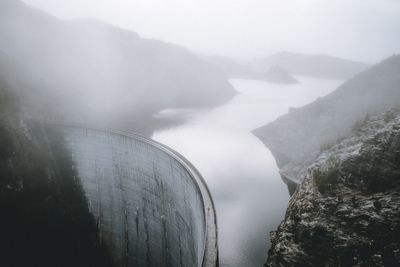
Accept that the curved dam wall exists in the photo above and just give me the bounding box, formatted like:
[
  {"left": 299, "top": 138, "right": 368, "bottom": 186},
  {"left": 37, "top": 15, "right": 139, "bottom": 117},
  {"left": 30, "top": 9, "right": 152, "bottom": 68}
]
[{"left": 57, "top": 126, "right": 218, "bottom": 267}]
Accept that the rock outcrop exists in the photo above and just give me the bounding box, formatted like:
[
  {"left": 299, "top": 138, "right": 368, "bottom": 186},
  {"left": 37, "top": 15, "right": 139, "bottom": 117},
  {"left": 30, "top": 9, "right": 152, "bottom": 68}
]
[
  {"left": 0, "top": 66, "right": 112, "bottom": 266},
  {"left": 265, "top": 108, "right": 400, "bottom": 266},
  {"left": 253, "top": 55, "right": 400, "bottom": 193},
  {"left": 253, "top": 56, "right": 400, "bottom": 266}
]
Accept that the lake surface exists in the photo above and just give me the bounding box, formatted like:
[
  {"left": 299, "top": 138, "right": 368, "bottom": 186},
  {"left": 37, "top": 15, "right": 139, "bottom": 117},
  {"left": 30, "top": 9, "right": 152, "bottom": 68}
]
[{"left": 152, "top": 77, "right": 343, "bottom": 266}]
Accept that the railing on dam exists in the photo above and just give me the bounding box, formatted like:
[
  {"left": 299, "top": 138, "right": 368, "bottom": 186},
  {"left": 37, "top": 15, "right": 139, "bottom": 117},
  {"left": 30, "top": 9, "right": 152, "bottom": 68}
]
[{"left": 55, "top": 125, "right": 218, "bottom": 267}]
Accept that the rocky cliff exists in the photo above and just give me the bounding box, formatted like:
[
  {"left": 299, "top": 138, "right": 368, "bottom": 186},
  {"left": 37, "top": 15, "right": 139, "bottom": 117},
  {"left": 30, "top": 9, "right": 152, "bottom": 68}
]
[
  {"left": 0, "top": 65, "right": 112, "bottom": 266},
  {"left": 253, "top": 55, "right": 400, "bottom": 266},
  {"left": 253, "top": 55, "right": 400, "bottom": 193},
  {"left": 265, "top": 108, "right": 400, "bottom": 266}
]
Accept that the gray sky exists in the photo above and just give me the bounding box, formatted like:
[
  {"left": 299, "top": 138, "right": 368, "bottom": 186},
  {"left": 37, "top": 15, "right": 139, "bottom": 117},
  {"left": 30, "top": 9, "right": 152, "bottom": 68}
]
[{"left": 23, "top": 0, "right": 400, "bottom": 63}]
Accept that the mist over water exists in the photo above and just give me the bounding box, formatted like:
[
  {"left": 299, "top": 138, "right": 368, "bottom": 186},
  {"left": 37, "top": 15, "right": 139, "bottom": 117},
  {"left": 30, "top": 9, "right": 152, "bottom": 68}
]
[
  {"left": 1, "top": 1, "right": 399, "bottom": 266},
  {"left": 153, "top": 77, "right": 343, "bottom": 266}
]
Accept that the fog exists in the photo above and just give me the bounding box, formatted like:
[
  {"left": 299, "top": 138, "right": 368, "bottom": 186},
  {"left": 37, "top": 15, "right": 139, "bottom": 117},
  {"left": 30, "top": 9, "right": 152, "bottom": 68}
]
[
  {"left": 1, "top": 0, "right": 399, "bottom": 266},
  {"left": 0, "top": 0, "right": 236, "bottom": 135},
  {"left": 153, "top": 77, "right": 343, "bottom": 266},
  {"left": 22, "top": 0, "right": 400, "bottom": 63}
]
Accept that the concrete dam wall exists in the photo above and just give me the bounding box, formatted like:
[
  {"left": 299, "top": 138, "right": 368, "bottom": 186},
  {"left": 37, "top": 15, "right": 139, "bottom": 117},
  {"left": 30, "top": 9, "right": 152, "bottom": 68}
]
[{"left": 58, "top": 126, "right": 218, "bottom": 267}]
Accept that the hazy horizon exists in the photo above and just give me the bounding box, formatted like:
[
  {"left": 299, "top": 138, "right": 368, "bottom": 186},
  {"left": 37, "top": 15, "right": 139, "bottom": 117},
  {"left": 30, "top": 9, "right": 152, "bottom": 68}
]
[{"left": 22, "top": 0, "right": 400, "bottom": 64}]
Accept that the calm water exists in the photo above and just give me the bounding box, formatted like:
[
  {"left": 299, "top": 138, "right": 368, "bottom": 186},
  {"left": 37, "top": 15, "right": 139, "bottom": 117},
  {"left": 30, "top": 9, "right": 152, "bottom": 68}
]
[{"left": 152, "top": 77, "right": 343, "bottom": 266}]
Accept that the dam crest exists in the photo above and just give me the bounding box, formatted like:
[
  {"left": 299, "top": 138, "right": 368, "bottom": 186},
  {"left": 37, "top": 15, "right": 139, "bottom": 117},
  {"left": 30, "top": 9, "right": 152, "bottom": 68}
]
[{"left": 57, "top": 125, "right": 218, "bottom": 267}]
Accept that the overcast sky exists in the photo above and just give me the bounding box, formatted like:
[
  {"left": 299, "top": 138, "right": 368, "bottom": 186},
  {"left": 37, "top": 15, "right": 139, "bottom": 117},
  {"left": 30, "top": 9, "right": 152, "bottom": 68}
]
[{"left": 23, "top": 0, "right": 400, "bottom": 63}]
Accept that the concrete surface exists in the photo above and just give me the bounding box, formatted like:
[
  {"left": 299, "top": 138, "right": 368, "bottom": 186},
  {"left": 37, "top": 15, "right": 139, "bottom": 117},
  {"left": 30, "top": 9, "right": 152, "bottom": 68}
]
[{"left": 58, "top": 126, "right": 218, "bottom": 267}]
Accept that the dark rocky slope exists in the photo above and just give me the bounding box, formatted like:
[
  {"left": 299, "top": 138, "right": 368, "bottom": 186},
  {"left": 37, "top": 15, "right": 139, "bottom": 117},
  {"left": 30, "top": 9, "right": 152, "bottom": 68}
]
[
  {"left": 0, "top": 67, "right": 113, "bottom": 266},
  {"left": 253, "top": 56, "right": 400, "bottom": 266},
  {"left": 266, "top": 108, "right": 400, "bottom": 266},
  {"left": 253, "top": 55, "right": 400, "bottom": 193}
]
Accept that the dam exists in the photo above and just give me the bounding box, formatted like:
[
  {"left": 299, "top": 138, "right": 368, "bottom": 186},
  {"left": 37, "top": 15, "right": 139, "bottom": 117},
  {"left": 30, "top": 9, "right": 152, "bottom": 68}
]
[{"left": 57, "top": 126, "right": 218, "bottom": 267}]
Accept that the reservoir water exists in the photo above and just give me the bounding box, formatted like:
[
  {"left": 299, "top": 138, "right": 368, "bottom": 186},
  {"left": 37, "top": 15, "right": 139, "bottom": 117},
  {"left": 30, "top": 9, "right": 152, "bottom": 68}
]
[{"left": 153, "top": 77, "right": 343, "bottom": 266}]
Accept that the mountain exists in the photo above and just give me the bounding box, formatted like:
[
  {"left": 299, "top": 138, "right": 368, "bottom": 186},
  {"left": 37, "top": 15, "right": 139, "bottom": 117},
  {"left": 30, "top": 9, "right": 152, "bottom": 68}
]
[
  {"left": 0, "top": 0, "right": 235, "bottom": 135},
  {"left": 0, "top": 61, "right": 113, "bottom": 266},
  {"left": 254, "top": 52, "right": 370, "bottom": 80},
  {"left": 204, "top": 55, "right": 297, "bottom": 84},
  {"left": 253, "top": 55, "right": 400, "bottom": 193},
  {"left": 266, "top": 108, "right": 400, "bottom": 266},
  {"left": 253, "top": 55, "right": 400, "bottom": 265}
]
